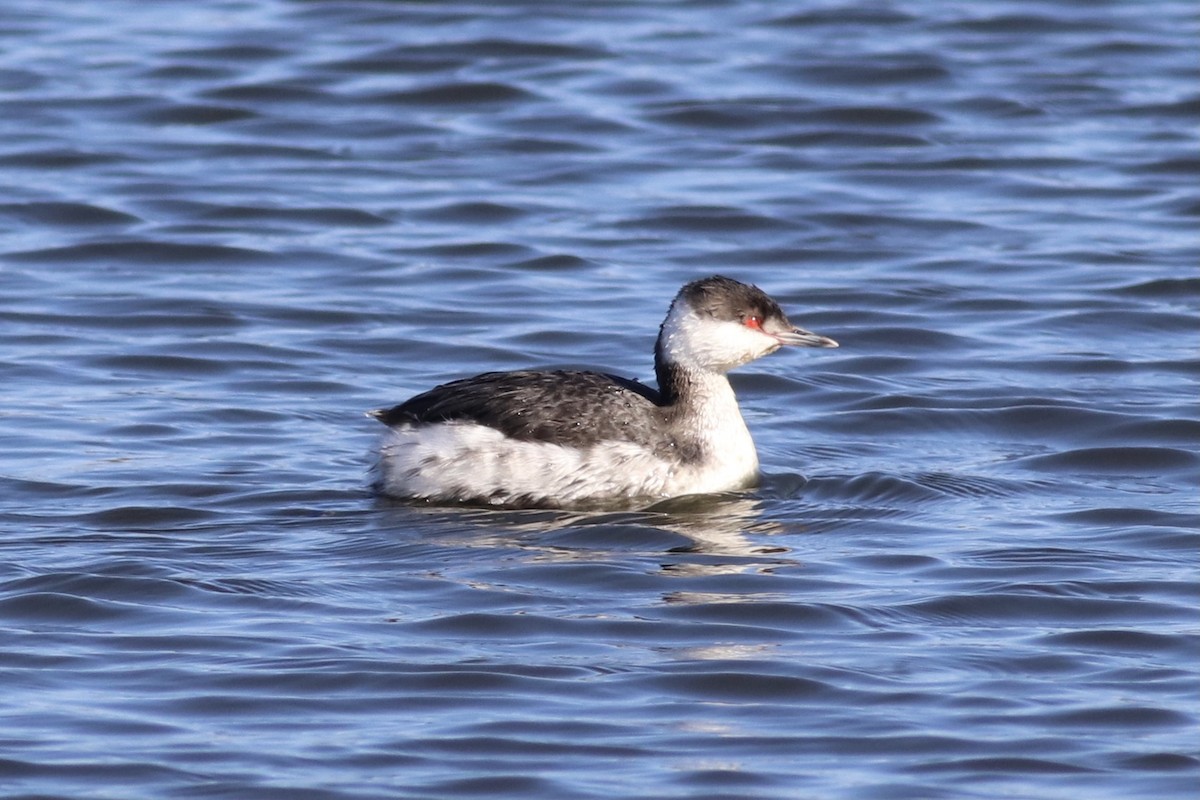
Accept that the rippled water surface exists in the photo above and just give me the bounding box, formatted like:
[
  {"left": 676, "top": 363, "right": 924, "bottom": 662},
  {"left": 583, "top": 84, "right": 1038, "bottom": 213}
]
[{"left": 2, "top": 1, "right": 1198, "bottom": 798}]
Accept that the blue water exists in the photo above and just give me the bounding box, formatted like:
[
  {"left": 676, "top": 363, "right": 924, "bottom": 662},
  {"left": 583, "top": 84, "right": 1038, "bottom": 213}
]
[{"left": 2, "top": 1, "right": 1198, "bottom": 798}]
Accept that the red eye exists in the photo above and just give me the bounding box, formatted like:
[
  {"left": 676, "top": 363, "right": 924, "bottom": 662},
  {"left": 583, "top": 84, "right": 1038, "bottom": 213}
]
[{"left": 744, "top": 315, "right": 762, "bottom": 330}]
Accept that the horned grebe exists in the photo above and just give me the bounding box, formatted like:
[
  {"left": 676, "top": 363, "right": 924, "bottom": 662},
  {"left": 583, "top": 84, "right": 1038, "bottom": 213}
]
[{"left": 370, "top": 275, "right": 837, "bottom": 508}]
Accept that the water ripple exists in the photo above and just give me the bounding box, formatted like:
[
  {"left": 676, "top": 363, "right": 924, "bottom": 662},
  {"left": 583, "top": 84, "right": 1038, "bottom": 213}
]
[{"left": 1, "top": 1, "right": 1197, "bottom": 798}]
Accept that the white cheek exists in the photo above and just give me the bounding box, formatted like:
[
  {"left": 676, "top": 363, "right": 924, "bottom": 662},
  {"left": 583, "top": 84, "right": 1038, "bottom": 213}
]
[{"left": 667, "top": 312, "right": 775, "bottom": 370}]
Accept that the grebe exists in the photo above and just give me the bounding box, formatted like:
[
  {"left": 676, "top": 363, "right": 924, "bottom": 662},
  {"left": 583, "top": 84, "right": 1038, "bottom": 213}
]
[{"left": 370, "top": 275, "right": 837, "bottom": 508}]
